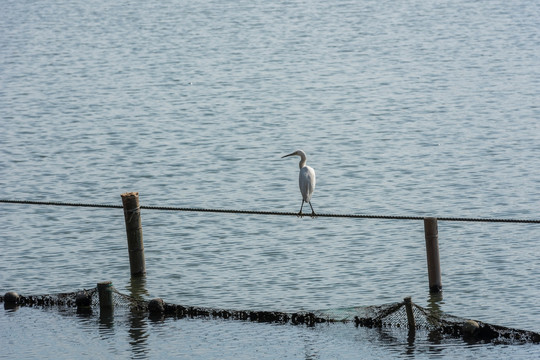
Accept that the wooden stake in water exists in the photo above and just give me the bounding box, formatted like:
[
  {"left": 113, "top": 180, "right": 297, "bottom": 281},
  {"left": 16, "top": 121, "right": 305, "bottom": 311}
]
[
  {"left": 97, "top": 281, "right": 114, "bottom": 310},
  {"left": 404, "top": 296, "right": 416, "bottom": 330},
  {"left": 424, "top": 217, "right": 442, "bottom": 293},
  {"left": 121, "top": 192, "right": 146, "bottom": 277}
]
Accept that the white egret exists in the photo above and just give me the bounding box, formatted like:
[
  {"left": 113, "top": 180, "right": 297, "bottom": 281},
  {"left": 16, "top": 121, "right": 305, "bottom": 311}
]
[{"left": 282, "top": 149, "right": 316, "bottom": 217}]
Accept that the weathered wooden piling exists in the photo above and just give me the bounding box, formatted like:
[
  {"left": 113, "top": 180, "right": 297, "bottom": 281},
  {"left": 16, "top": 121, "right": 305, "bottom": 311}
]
[
  {"left": 97, "top": 281, "right": 114, "bottom": 311},
  {"left": 404, "top": 296, "right": 416, "bottom": 330},
  {"left": 424, "top": 217, "right": 442, "bottom": 293},
  {"left": 121, "top": 192, "right": 146, "bottom": 277}
]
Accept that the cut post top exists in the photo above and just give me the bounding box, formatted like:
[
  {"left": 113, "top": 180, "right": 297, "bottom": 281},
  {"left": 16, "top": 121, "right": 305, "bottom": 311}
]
[
  {"left": 121, "top": 192, "right": 139, "bottom": 206},
  {"left": 121, "top": 192, "right": 139, "bottom": 197}
]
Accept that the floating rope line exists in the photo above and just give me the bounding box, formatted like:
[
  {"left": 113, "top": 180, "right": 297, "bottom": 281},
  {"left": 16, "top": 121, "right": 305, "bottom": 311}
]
[{"left": 1, "top": 199, "right": 539, "bottom": 223}]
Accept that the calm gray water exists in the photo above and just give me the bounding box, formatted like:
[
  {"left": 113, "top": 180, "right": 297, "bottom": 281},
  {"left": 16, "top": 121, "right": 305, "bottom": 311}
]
[{"left": 1, "top": 0, "right": 539, "bottom": 358}]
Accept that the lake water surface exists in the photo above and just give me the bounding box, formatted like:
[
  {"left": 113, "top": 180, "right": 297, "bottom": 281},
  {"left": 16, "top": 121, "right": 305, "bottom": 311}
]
[{"left": 1, "top": 0, "right": 539, "bottom": 358}]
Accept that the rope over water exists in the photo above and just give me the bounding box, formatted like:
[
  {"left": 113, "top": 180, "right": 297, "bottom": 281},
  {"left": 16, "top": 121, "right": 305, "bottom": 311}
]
[{"left": 1, "top": 199, "right": 539, "bottom": 223}]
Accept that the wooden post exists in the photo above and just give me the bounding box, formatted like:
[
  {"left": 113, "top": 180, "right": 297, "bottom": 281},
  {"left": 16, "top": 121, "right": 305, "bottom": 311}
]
[
  {"left": 121, "top": 192, "right": 146, "bottom": 277},
  {"left": 97, "top": 281, "right": 114, "bottom": 310},
  {"left": 403, "top": 296, "right": 415, "bottom": 330},
  {"left": 424, "top": 217, "right": 442, "bottom": 293}
]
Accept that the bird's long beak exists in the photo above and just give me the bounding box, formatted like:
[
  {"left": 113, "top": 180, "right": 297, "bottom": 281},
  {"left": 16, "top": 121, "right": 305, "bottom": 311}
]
[{"left": 281, "top": 152, "right": 296, "bottom": 158}]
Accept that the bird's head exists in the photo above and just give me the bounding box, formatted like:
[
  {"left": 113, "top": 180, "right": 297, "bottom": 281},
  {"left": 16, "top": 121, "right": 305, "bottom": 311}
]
[
  {"left": 281, "top": 149, "right": 306, "bottom": 159},
  {"left": 282, "top": 150, "right": 308, "bottom": 168}
]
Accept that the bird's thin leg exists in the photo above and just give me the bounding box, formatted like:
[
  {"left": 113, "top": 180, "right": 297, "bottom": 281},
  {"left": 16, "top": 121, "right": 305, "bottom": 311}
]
[
  {"left": 308, "top": 202, "right": 316, "bottom": 218},
  {"left": 298, "top": 200, "right": 304, "bottom": 217}
]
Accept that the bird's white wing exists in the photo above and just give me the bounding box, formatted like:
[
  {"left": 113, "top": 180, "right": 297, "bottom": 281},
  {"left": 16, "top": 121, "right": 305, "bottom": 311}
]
[{"left": 299, "top": 166, "right": 316, "bottom": 202}]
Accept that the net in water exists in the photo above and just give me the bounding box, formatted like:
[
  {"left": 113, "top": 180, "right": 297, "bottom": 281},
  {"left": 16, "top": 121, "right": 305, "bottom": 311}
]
[{"left": 2, "top": 287, "right": 539, "bottom": 345}]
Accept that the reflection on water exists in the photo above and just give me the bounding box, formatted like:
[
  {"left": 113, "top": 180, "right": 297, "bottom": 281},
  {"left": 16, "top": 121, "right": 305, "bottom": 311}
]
[
  {"left": 99, "top": 308, "right": 115, "bottom": 329},
  {"left": 127, "top": 276, "right": 149, "bottom": 300},
  {"left": 427, "top": 292, "right": 444, "bottom": 324},
  {"left": 129, "top": 312, "right": 149, "bottom": 359},
  {"left": 128, "top": 276, "right": 150, "bottom": 359},
  {"left": 1, "top": 304, "right": 538, "bottom": 359}
]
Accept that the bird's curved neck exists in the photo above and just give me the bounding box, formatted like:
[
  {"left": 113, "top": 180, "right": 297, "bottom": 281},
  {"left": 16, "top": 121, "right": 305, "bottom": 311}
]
[{"left": 298, "top": 155, "right": 306, "bottom": 169}]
